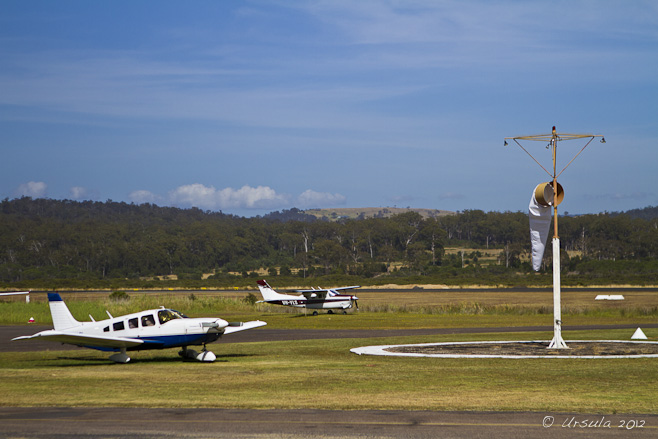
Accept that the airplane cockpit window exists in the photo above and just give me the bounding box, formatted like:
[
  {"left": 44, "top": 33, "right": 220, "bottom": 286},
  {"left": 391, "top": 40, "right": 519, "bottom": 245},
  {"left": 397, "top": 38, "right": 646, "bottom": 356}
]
[
  {"left": 158, "top": 309, "right": 184, "bottom": 324},
  {"left": 113, "top": 321, "right": 125, "bottom": 331},
  {"left": 141, "top": 314, "right": 156, "bottom": 327},
  {"left": 128, "top": 318, "right": 138, "bottom": 329}
]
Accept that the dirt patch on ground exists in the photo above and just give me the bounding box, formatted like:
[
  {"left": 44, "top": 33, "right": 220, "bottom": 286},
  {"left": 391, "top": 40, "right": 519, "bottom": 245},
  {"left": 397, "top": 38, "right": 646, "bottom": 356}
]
[{"left": 387, "top": 341, "right": 658, "bottom": 356}]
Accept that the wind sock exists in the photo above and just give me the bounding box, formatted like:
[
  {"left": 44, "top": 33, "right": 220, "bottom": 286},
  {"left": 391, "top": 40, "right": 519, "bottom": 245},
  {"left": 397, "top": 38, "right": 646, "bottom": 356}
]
[{"left": 529, "top": 184, "right": 553, "bottom": 271}]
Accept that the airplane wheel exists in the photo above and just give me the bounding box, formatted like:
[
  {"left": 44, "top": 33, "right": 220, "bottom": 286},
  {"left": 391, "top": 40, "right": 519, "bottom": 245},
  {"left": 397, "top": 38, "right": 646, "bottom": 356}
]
[
  {"left": 342, "top": 310, "right": 347, "bottom": 315},
  {"left": 312, "top": 311, "right": 318, "bottom": 316},
  {"left": 327, "top": 310, "right": 334, "bottom": 315}
]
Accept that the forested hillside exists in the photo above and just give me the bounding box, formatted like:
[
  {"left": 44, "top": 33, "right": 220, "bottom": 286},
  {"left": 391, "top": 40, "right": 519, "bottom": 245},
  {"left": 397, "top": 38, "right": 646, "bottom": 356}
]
[
  {"left": 1, "top": 198, "right": 656, "bottom": 288},
  {"left": 303, "top": 207, "right": 454, "bottom": 221}
]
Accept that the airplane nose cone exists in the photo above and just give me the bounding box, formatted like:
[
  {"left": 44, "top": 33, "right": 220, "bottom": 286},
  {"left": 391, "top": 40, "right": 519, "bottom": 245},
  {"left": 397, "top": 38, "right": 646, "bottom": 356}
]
[{"left": 202, "top": 318, "right": 228, "bottom": 331}]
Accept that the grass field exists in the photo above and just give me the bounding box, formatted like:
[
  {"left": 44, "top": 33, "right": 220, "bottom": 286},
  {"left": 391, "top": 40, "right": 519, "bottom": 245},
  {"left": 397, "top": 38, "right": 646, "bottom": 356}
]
[
  {"left": 2, "top": 288, "right": 657, "bottom": 328},
  {"left": 1, "top": 329, "right": 657, "bottom": 413},
  {"left": 1, "top": 289, "right": 657, "bottom": 413}
]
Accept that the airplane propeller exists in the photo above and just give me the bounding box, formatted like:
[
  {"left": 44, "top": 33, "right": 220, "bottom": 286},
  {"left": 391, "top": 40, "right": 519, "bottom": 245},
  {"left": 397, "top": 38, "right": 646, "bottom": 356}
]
[{"left": 352, "top": 296, "right": 359, "bottom": 310}]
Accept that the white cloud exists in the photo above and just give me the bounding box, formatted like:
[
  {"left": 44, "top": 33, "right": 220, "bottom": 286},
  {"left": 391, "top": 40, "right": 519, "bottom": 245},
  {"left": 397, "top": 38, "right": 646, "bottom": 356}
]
[
  {"left": 296, "top": 189, "right": 346, "bottom": 208},
  {"left": 162, "top": 184, "right": 346, "bottom": 211},
  {"left": 168, "top": 184, "right": 290, "bottom": 210},
  {"left": 129, "top": 190, "right": 162, "bottom": 205},
  {"left": 69, "top": 186, "right": 88, "bottom": 200},
  {"left": 16, "top": 181, "right": 47, "bottom": 198}
]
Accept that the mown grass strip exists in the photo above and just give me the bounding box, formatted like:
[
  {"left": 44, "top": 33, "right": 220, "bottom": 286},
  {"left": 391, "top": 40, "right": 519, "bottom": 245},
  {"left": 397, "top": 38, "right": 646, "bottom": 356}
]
[{"left": 1, "top": 330, "right": 656, "bottom": 413}]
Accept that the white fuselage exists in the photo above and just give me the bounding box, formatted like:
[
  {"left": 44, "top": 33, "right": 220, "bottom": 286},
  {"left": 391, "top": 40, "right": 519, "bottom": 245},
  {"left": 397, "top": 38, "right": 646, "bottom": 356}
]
[
  {"left": 60, "top": 308, "right": 228, "bottom": 351},
  {"left": 274, "top": 294, "right": 355, "bottom": 310}
]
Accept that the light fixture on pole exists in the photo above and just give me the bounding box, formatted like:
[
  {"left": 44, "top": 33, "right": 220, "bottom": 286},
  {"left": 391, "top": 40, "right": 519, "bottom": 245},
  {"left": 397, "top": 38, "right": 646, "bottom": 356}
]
[{"left": 504, "top": 126, "right": 605, "bottom": 349}]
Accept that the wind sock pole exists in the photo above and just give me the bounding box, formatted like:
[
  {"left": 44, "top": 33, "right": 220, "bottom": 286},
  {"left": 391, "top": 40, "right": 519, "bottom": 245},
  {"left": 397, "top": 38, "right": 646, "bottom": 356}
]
[
  {"left": 505, "top": 126, "right": 605, "bottom": 350},
  {"left": 548, "top": 127, "right": 567, "bottom": 349}
]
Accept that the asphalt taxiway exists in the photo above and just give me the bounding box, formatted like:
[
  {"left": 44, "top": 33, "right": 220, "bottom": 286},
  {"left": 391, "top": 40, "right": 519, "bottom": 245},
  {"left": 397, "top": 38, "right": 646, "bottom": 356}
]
[
  {"left": 1, "top": 407, "right": 656, "bottom": 438},
  {"left": 3, "top": 323, "right": 657, "bottom": 353}
]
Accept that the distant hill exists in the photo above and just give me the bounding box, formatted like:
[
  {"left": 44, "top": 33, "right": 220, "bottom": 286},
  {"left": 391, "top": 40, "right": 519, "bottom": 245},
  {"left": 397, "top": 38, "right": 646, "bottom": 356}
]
[
  {"left": 611, "top": 205, "right": 658, "bottom": 220},
  {"left": 303, "top": 207, "right": 455, "bottom": 221}
]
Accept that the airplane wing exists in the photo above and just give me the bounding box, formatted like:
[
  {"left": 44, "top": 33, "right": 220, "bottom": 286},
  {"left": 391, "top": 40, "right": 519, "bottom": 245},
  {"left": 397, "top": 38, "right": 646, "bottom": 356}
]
[
  {"left": 222, "top": 320, "right": 267, "bottom": 335},
  {"left": 12, "top": 330, "right": 145, "bottom": 349},
  {"left": 331, "top": 286, "right": 361, "bottom": 291},
  {"left": 295, "top": 286, "right": 360, "bottom": 299}
]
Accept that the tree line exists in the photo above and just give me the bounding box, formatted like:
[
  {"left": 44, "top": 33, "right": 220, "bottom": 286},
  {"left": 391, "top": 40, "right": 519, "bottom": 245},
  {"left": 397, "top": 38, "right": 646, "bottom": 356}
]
[{"left": 1, "top": 197, "right": 656, "bottom": 287}]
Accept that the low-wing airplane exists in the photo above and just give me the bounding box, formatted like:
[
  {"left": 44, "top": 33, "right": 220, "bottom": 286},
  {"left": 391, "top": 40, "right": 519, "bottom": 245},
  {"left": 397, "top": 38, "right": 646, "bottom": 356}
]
[
  {"left": 256, "top": 280, "right": 359, "bottom": 315},
  {"left": 12, "top": 293, "right": 266, "bottom": 363}
]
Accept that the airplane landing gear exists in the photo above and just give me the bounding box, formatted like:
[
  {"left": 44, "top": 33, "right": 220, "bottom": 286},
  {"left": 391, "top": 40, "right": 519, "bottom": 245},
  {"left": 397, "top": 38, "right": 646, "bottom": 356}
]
[
  {"left": 109, "top": 348, "right": 131, "bottom": 363},
  {"left": 197, "top": 346, "right": 216, "bottom": 362},
  {"left": 179, "top": 345, "right": 216, "bottom": 362}
]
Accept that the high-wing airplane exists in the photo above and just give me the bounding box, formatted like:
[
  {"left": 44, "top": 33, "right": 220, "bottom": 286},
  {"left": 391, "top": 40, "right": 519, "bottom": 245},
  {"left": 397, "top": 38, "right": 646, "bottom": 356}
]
[
  {"left": 256, "top": 280, "right": 359, "bottom": 315},
  {"left": 12, "top": 293, "right": 266, "bottom": 363}
]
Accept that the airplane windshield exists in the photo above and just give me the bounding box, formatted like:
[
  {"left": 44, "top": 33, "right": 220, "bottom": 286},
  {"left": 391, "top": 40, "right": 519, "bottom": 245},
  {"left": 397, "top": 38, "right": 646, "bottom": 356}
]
[
  {"left": 170, "top": 309, "right": 188, "bottom": 318},
  {"left": 158, "top": 309, "right": 187, "bottom": 324}
]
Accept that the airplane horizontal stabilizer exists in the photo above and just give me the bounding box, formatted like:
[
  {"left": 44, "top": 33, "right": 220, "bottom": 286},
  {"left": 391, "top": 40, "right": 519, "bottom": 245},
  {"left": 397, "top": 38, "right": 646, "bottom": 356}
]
[
  {"left": 0, "top": 291, "right": 29, "bottom": 296},
  {"left": 12, "top": 330, "right": 145, "bottom": 349}
]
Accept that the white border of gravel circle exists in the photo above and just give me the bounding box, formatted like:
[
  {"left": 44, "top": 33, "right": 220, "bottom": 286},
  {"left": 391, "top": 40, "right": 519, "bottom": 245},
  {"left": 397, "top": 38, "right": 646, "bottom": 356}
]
[{"left": 350, "top": 340, "right": 658, "bottom": 359}]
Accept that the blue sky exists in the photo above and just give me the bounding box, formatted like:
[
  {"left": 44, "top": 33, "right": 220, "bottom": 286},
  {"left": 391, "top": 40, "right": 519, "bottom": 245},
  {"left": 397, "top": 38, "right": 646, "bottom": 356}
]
[{"left": 1, "top": 1, "right": 656, "bottom": 216}]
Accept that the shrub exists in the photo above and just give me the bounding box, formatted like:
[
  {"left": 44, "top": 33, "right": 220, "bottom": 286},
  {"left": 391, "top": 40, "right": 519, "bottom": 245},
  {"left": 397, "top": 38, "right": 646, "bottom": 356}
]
[
  {"left": 243, "top": 292, "right": 258, "bottom": 305},
  {"left": 109, "top": 290, "right": 130, "bottom": 302}
]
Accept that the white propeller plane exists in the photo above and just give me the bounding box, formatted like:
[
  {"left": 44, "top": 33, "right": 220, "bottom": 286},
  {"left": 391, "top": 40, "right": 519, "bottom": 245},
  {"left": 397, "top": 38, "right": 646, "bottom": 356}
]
[
  {"left": 12, "top": 293, "right": 266, "bottom": 363},
  {"left": 257, "top": 280, "right": 359, "bottom": 315}
]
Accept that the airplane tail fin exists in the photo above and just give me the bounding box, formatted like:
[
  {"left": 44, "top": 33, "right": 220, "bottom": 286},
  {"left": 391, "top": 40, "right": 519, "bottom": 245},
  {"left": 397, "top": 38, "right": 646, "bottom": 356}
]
[
  {"left": 256, "top": 280, "right": 285, "bottom": 301},
  {"left": 48, "top": 293, "right": 80, "bottom": 330}
]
